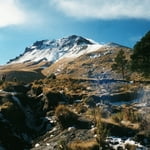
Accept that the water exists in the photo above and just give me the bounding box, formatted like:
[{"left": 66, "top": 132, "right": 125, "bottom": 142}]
[{"left": 106, "top": 136, "right": 148, "bottom": 150}]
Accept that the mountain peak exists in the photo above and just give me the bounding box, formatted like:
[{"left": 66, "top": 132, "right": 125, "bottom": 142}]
[
  {"left": 26, "top": 35, "right": 94, "bottom": 52},
  {"left": 66, "top": 35, "right": 93, "bottom": 45}
]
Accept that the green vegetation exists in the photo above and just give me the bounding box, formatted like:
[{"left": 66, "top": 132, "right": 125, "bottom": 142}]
[
  {"left": 111, "top": 31, "right": 150, "bottom": 79},
  {"left": 131, "top": 31, "right": 150, "bottom": 77},
  {"left": 111, "top": 49, "right": 128, "bottom": 79}
]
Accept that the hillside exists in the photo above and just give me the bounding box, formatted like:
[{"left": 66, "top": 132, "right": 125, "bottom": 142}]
[
  {"left": 0, "top": 35, "right": 132, "bottom": 83},
  {"left": 0, "top": 74, "right": 149, "bottom": 150},
  {"left": 0, "top": 35, "right": 150, "bottom": 150},
  {"left": 43, "top": 45, "right": 131, "bottom": 79}
]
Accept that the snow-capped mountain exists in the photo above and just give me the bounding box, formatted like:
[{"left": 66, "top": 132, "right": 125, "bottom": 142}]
[
  {"left": 2, "top": 35, "right": 131, "bottom": 83},
  {"left": 8, "top": 35, "right": 103, "bottom": 64}
]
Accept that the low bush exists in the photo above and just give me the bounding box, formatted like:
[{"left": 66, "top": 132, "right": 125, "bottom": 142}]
[
  {"left": 125, "top": 144, "right": 137, "bottom": 150},
  {"left": 47, "top": 73, "right": 56, "bottom": 79},
  {"left": 1, "top": 101, "right": 25, "bottom": 128},
  {"left": 84, "top": 96, "right": 96, "bottom": 107},
  {"left": 1, "top": 82, "right": 14, "bottom": 91},
  {"left": 0, "top": 80, "right": 3, "bottom": 86},
  {"left": 55, "top": 105, "right": 78, "bottom": 129},
  {"left": 57, "top": 138, "right": 67, "bottom": 150},
  {"left": 44, "top": 91, "right": 67, "bottom": 110},
  {"left": 111, "top": 107, "right": 141, "bottom": 123},
  {"left": 93, "top": 108, "right": 109, "bottom": 148},
  {"left": 75, "top": 104, "right": 87, "bottom": 114},
  {"left": 111, "top": 112, "right": 124, "bottom": 123},
  {"left": 31, "top": 84, "right": 43, "bottom": 96}
]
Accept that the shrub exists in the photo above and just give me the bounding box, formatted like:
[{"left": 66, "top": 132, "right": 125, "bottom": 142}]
[
  {"left": 55, "top": 105, "right": 78, "bottom": 129},
  {"left": 57, "top": 138, "right": 67, "bottom": 150},
  {"left": 31, "top": 84, "right": 43, "bottom": 96},
  {"left": 1, "top": 82, "right": 13, "bottom": 91},
  {"left": 125, "top": 144, "right": 137, "bottom": 150},
  {"left": 111, "top": 108, "right": 141, "bottom": 123},
  {"left": 84, "top": 96, "right": 96, "bottom": 107},
  {"left": 75, "top": 103, "right": 87, "bottom": 114},
  {"left": 123, "top": 108, "right": 141, "bottom": 123},
  {"left": 44, "top": 91, "right": 67, "bottom": 110},
  {"left": 111, "top": 112, "right": 124, "bottom": 123},
  {"left": 140, "top": 112, "right": 150, "bottom": 132},
  {"left": 1, "top": 81, "right": 19, "bottom": 92},
  {"left": 93, "top": 108, "right": 109, "bottom": 148},
  {"left": 131, "top": 30, "right": 150, "bottom": 77},
  {"left": 47, "top": 73, "right": 56, "bottom": 79}
]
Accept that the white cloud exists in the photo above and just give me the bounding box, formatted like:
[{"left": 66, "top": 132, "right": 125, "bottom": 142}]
[
  {"left": 50, "top": 0, "right": 150, "bottom": 20},
  {"left": 0, "top": 0, "right": 27, "bottom": 27}
]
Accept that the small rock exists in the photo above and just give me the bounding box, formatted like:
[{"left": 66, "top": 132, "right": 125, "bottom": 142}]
[
  {"left": 46, "top": 143, "right": 50, "bottom": 146},
  {"left": 68, "top": 126, "right": 76, "bottom": 131},
  {"left": 35, "top": 143, "right": 40, "bottom": 147}
]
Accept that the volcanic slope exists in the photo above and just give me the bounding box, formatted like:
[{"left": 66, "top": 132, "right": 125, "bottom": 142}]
[{"left": 0, "top": 35, "right": 131, "bottom": 82}]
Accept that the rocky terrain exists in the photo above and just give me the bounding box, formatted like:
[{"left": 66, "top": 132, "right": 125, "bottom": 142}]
[
  {"left": 0, "top": 77, "right": 149, "bottom": 150},
  {"left": 0, "top": 35, "right": 150, "bottom": 150}
]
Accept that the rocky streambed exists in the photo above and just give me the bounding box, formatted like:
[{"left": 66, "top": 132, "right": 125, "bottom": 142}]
[{"left": 0, "top": 80, "right": 149, "bottom": 150}]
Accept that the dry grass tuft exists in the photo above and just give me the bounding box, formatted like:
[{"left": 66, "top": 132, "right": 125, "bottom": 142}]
[
  {"left": 55, "top": 105, "right": 78, "bottom": 129},
  {"left": 67, "top": 139, "right": 99, "bottom": 150},
  {"left": 125, "top": 144, "right": 137, "bottom": 150},
  {"left": 0, "top": 101, "right": 13, "bottom": 110},
  {"left": 111, "top": 107, "right": 141, "bottom": 124}
]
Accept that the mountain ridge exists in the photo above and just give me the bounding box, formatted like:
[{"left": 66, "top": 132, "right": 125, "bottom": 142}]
[
  {"left": 0, "top": 35, "right": 132, "bottom": 83},
  {"left": 7, "top": 35, "right": 127, "bottom": 65},
  {"left": 7, "top": 35, "right": 96, "bottom": 64}
]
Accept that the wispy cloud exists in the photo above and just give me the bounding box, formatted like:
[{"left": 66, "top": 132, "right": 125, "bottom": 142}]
[
  {"left": 50, "top": 0, "right": 150, "bottom": 20},
  {"left": 0, "top": 0, "right": 27, "bottom": 27}
]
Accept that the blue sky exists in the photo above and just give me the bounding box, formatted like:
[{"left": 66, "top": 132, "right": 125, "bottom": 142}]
[{"left": 0, "top": 0, "right": 150, "bottom": 65}]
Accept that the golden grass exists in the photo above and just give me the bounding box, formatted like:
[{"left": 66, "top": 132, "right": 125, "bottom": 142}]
[
  {"left": 0, "top": 81, "right": 19, "bottom": 90},
  {"left": 67, "top": 139, "right": 99, "bottom": 150},
  {"left": 0, "top": 101, "right": 13, "bottom": 110},
  {"left": 111, "top": 107, "right": 141, "bottom": 124},
  {"left": 42, "top": 77, "right": 93, "bottom": 97}
]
